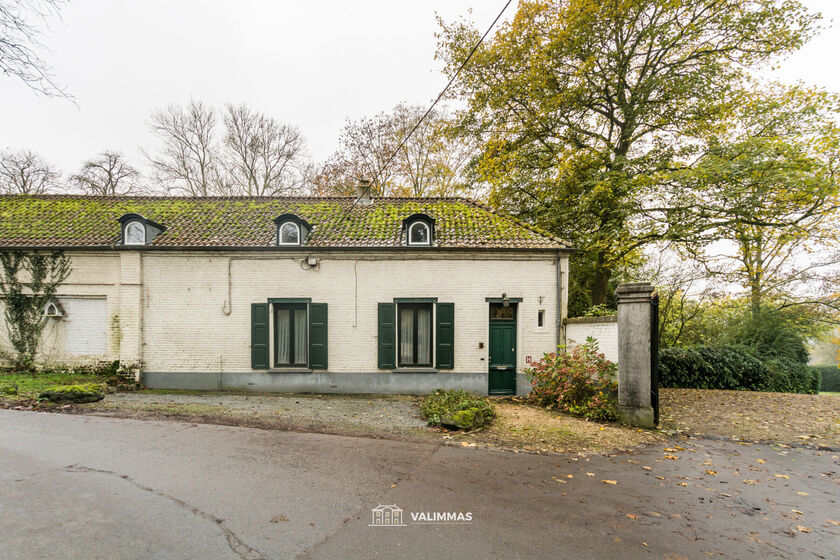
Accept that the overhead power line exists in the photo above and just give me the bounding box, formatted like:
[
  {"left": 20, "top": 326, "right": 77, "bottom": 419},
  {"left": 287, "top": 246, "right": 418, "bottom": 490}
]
[{"left": 324, "top": 0, "right": 514, "bottom": 236}]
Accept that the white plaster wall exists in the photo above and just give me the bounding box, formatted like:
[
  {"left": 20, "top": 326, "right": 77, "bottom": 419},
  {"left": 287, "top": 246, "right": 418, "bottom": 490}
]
[
  {"left": 0, "top": 253, "right": 120, "bottom": 366},
  {"left": 565, "top": 319, "right": 619, "bottom": 364},
  {"left": 139, "top": 251, "right": 563, "bottom": 374}
]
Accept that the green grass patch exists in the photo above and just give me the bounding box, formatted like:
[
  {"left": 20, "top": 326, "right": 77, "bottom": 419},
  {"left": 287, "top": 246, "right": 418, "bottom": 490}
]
[
  {"left": 819, "top": 391, "right": 840, "bottom": 396},
  {"left": 0, "top": 371, "right": 110, "bottom": 400}
]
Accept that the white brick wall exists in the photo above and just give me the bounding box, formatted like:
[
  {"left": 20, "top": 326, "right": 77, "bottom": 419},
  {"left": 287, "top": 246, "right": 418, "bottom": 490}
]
[
  {"left": 1, "top": 250, "right": 568, "bottom": 376},
  {"left": 565, "top": 318, "right": 619, "bottom": 363},
  {"left": 141, "top": 251, "right": 564, "bottom": 374}
]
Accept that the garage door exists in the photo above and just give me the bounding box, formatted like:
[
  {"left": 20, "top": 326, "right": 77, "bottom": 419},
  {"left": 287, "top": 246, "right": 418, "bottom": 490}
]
[{"left": 61, "top": 297, "right": 107, "bottom": 356}]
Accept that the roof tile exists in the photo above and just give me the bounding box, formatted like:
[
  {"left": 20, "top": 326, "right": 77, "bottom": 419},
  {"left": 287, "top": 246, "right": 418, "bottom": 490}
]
[{"left": 0, "top": 195, "right": 568, "bottom": 250}]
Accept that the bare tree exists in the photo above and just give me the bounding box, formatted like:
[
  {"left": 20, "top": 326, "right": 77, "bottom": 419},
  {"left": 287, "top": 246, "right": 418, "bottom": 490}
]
[
  {"left": 0, "top": 0, "right": 69, "bottom": 97},
  {"left": 0, "top": 149, "right": 60, "bottom": 193},
  {"left": 222, "top": 104, "right": 309, "bottom": 196},
  {"left": 316, "top": 103, "right": 477, "bottom": 197},
  {"left": 70, "top": 151, "right": 142, "bottom": 195},
  {"left": 145, "top": 100, "right": 223, "bottom": 196}
]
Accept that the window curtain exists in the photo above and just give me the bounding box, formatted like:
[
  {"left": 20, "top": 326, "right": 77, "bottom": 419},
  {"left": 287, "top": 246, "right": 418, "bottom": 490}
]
[
  {"left": 399, "top": 307, "right": 413, "bottom": 365},
  {"left": 417, "top": 307, "right": 431, "bottom": 364},
  {"left": 276, "top": 308, "right": 290, "bottom": 364},
  {"left": 294, "top": 308, "right": 307, "bottom": 364}
]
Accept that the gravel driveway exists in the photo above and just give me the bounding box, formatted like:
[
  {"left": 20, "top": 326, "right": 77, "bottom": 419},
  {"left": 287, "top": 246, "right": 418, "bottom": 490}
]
[{"left": 98, "top": 392, "right": 427, "bottom": 435}]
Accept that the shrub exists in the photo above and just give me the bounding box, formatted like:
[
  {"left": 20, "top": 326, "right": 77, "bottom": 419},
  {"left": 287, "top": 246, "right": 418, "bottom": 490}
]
[
  {"left": 526, "top": 338, "right": 618, "bottom": 422},
  {"left": 725, "top": 308, "right": 809, "bottom": 364},
  {"left": 38, "top": 383, "right": 105, "bottom": 403},
  {"left": 659, "top": 346, "right": 817, "bottom": 394},
  {"left": 812, "top": 365, "right": 840, "bottom": 392},
  {"left": 420, "top": 389, "right": 496, "bottom": 430}
]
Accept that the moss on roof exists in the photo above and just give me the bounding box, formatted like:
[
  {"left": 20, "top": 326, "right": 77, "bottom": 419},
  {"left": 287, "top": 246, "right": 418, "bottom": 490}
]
[{"left": 0, "top": 195, "right": 568, "bottom": 250}]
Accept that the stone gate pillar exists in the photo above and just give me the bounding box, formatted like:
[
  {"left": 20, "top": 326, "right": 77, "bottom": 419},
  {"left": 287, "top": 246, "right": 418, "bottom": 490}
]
[{"left": 616, "top": 282, "right": 655, "bottom": 428}]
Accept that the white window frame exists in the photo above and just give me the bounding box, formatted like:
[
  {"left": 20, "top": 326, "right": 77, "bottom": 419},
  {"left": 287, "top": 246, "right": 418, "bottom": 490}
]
[
  {"left": 124, "top": 221, "right": 146, "bottom": 245},
  {"left": 407, "top": 221, "right": 431, "bottom": 246},
  {"left": 278, "top": 221, "right": 301, "bottom": 246}
]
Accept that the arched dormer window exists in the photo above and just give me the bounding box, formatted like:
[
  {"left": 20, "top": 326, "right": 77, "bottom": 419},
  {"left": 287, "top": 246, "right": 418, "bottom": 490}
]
[
  {"left": 125, "top": 221, "right": 145, "bottom": 245},
  {"left": 403, "top": 213, "right": 435, "bottom": 247},
  {"left": 279, "top": 222, "right": 300, "bottom": 245},
  {"left": 274, "top": 214, "right": 311, "bottom": 247},
  {"left": 118, "top": 214, "right": 165, "bottom": 246}
]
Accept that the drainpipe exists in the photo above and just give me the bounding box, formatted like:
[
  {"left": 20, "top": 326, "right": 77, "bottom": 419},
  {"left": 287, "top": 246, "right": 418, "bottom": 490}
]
[{"left": 556, "top": 250, "right": 564, "bottom": 350}]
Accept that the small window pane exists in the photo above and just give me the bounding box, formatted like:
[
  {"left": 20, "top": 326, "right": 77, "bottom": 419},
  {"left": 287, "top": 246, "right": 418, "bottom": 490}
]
[
  {"left": 409, "top": 222, "right": 429, "bottom": 245},
  {"left": 417, "top": 307, "right": 431, "bottom": 364},
  {"left": 125, "top": 222, "right": 145, "bottom": 245},
  {"left": 489, "top": 303, "right": 515, "bottom": 320},
  {"left": 280, "top": 222, "right": 300, "bottom": 245},
  {"left": 294, "top": 308, "right": 307, "bottom": 363},
  {"left": 399, "top": 307, "right": 413, "bottom": 364},
  {"left": 538, "top": 310, "right": 545, "bottom": 327},
  {"left": 276, "top": 308, "right": 290, "bottom": 364}
]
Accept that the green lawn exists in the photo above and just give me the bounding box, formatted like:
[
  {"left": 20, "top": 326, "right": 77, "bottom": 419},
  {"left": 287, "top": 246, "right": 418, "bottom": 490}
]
[
  {"left": 820, "top": 391, "right": 840, "bottom": 396},
  {"left": 0, "top": 371, "right": 109, "bottom": 400}
]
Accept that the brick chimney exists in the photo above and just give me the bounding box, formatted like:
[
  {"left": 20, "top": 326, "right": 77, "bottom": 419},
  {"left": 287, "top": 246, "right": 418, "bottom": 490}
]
[{"left": 355, "top": 179, "right": 373, "bottom": 205}]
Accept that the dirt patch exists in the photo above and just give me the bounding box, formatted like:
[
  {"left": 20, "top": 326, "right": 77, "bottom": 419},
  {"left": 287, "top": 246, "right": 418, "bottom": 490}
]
[
  {"left": 78, "top": 392, "right": 437, "bottom": 443},
  {"left": 660, "top": 388, "right": 840, "bottom": 448},
  {"left": 455, "top": 400, "right": 662, "bottom": 454}
]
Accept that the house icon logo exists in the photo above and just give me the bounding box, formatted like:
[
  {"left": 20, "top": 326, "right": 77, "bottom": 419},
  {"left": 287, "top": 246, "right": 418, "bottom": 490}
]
[{"left": 370, "top": 504, "right": 405, "bottom": 527}]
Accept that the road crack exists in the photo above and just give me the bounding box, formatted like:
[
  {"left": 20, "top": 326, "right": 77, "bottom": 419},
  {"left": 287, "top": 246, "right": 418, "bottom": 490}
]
[{"left": 62, "top": 464, "right": 265, "bottom": 560}]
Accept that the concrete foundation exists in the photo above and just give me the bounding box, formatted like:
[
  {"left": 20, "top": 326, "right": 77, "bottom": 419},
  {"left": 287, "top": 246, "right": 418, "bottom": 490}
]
[
  {"left": 616, "top": 282, "right": 656, "bottom": 428},
  {"left": 143, "top": 371, "right": 498, "bottom": 396}
]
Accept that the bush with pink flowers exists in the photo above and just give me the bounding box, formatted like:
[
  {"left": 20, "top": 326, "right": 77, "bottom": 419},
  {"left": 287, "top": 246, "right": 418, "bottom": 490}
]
[{"left": 525, "top": 338, "right": 618, "bottom": 422}]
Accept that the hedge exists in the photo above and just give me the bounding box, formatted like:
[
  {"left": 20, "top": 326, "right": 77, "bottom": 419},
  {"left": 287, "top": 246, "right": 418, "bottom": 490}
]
[
  {"left": 659, "top": 346, "right": 818, "bottom": 394},
  {"left": 811, "top": 365, "right": 840, "bottom": 392}
]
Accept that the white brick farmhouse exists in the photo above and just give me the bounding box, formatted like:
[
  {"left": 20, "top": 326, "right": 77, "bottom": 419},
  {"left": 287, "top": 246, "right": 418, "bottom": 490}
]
[{"left": 0, "top": 194, "right": 570, "bottom": 395}]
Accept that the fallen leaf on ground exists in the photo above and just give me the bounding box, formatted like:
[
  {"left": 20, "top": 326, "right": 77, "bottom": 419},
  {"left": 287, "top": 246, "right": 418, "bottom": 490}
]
[
  {"left": 792, "top": 509, "right": 804, "bottom": 515},
  {"left": 774, "top": 474, "right": 790, "bottom": 479},
  {"left": 664, "top": 454, "right": 679, "bottom": 460},
  {"left": 642, "top": 466, "right": 652, "bottom": 471},
  {"left": 705, "top": 470, "right": 717, "bottom": 475},
  {"left": 796, "top": 525, "right": 812, "bottom": 533},
  {"left": 586, "top": 472, "right": 595, "bottom": 477},
  {"left": 626, "top": 513, "right": 638, "bottom": 519},
  {"left": 756, "top": 459, "right": 766, "bottom": 464},
  {"left": 826, "top": 520, "right": 840, "bottom": 526},
  {"left": 743, "top": 479, "right": 758, "bottom": 485},
  {"left": 602, "top": 480, "right": 618, "bottom": 485},
  {"left": 797, "top": 492, "right": 809, "bottom": 496}
]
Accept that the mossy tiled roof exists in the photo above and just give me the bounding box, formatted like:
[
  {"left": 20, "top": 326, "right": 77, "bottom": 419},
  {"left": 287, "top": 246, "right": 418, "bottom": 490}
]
[{"left": 0, "top": 195, "right": 567, "bottom": 250}]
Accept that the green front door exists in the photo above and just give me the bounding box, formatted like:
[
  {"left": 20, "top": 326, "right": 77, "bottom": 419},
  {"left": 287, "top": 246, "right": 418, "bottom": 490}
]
[{"left": 489, "top": 322, "right": 516, "bottom": 395}]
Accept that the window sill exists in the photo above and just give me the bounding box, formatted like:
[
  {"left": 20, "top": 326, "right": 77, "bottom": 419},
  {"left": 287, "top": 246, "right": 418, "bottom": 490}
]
[
  {"left": 392, "top": 368, "right": 438, "bottom": 374},
  {"left": 268, "top": 368, "right": 312, "bottom": 374}
]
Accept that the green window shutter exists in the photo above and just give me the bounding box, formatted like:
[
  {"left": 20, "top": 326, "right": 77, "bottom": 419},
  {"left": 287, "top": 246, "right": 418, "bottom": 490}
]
[
  {"left": 251, "top": 303, "right": 270, "bottom": 369},
  {"left": 309, "top": 303, "right": 328, "bottom": 369},
  {"left": 377, "top": 302, "right": 396, "bottom": 369},
  {"left": 436, "top": 302, "right": 454, "bottom": 369}
]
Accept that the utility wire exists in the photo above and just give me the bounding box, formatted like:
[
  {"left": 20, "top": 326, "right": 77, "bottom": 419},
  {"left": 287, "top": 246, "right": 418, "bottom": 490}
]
[{"left": 322, "top": 0, "right": 514, "bottom": 239}]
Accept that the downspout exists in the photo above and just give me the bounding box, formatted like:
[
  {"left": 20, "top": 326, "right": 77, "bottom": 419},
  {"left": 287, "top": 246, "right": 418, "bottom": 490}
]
[{"left": 556, "top": 250, "right": 563, "bottom": 351}]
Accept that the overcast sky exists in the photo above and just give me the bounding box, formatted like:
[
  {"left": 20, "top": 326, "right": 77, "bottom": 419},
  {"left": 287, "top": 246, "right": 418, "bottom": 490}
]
[{"left": 2, "top": 0, "right": 839, "bottom": 177}]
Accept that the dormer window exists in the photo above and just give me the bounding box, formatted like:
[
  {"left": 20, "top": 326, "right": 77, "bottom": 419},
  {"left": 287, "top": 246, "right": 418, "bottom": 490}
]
[
  {"left": 274, "top": 214, "right": 311, "bottom": 247},
  {"left": 403, "top": 213, "right": 435, "bottom": 247},
  {"left": 124, "top": 221, "right": 145, "bottom": 245},
  {"left": 408, "top": 222, "right": 430, "bottom": 245},
  {"left": 279, "top": 222, "right": 300, "bottom": 245},
  {"left": 118, "top": 213, "right": 165, "bottom": 246}
]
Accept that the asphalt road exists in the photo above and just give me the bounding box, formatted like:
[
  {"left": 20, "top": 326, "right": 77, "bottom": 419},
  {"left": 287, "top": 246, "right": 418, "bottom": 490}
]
[{"left": 0, "top": 410, "right": 837, "bottom": 559}]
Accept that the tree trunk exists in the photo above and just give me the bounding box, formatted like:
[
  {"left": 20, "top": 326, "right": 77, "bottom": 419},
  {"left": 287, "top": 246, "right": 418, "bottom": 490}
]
[{"left": 591, "top": 254, "right": 612, "bottom": 306}]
